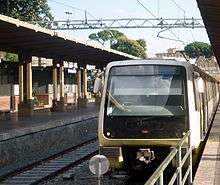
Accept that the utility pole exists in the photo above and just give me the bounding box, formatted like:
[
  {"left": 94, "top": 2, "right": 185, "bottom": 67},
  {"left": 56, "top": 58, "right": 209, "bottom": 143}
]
[{"left": 65, "top": 11, "right": 72, "bottom": 29}]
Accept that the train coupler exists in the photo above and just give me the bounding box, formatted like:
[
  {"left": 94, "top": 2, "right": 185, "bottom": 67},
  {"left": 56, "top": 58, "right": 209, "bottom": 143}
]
[{"left": 136, "top": 148, "right": 155, "bottom": 164}]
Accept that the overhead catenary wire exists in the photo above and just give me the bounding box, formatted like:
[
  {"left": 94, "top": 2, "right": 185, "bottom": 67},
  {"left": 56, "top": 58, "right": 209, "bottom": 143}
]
[
  {"left": 157, "top": 0, "right": 160, "bottom": 18},
  {"left": 136, "top": 0, "right": 159, "bottom": 19},
  {"left": 48, "top": 0, "right": 97, "bottom": 19},
  {"left": 170, "top": 0, "right": 197, "bottom": 43},
  {"left": 170, "top": 0, "right": 186, "bottom": 18},
  {"left": 49, "top": 0, "right": 112, "bottom": 39},
  {"left": 47, "top": 0, "right": 201, "bottom": 46},
  {"left": 136, "top": 0, "right": 184, "bottom": 44}
]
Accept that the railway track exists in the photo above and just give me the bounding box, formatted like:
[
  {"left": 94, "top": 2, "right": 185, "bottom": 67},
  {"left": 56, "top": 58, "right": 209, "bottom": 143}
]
[
  {"left": 41, "top": 159, "right": 147, "bottom": 185},
  {"left": 0, "top": 139, "right": 98, "bottom": 185}
]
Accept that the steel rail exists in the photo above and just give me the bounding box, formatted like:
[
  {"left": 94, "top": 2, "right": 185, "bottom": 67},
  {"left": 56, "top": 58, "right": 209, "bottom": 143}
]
[{"left": 0, "top": 139, "right": 98, "bottom": 185}]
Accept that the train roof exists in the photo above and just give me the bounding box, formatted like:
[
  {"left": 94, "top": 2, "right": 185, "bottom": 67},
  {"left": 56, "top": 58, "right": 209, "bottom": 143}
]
[
  {"left": 106, "top": 59, "right": 219, "bottom": 82},
  {"left": 106, "top": 59, "right": 192, "bottom": 69}
]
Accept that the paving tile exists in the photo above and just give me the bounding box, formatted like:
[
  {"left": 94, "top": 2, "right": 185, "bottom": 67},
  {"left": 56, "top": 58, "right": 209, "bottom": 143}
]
[
  {"left": 194, "top": 107, "right": 220, "bottom": 185},
  {"left": 0, "top": 102, "right": 98, "bottom": 139}
]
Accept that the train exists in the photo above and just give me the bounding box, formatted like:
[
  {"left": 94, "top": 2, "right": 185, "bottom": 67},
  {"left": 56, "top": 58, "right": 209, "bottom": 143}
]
[{"left": 94, "top": 59, "right": 219, "bottom": 172}]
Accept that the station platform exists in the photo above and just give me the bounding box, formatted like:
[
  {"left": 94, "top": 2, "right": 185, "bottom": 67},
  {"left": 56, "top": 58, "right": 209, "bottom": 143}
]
[
  {"left": 0, "top": 102, "right": 99, "bottom": 176},
  {"left": 194, "top": 108, "right": 220, "bottom": 185},
  {"left": 0, "top": 102, "right": 98, "bottom": 141}
]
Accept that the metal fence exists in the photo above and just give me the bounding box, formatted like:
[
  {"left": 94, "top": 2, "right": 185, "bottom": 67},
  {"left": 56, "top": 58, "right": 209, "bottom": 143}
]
[{"left": 144, "top": 131, "right": 192, "bottom": 185}]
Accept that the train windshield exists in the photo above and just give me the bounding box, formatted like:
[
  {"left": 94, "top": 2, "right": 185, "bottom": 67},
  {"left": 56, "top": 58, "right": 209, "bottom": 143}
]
[{"left": 105, "top": 65, "right": 187, "bottom": 117}]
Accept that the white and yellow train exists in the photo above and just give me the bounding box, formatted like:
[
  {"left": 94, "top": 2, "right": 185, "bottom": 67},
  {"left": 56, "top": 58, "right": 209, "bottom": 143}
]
[{"left": 96, "top": 59, "right": 219, "bottom": 171}]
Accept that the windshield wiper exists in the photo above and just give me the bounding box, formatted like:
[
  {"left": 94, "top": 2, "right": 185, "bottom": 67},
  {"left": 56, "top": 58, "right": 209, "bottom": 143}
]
[{"left": 106, "top": 90, "right": 131, "bottom": 113}]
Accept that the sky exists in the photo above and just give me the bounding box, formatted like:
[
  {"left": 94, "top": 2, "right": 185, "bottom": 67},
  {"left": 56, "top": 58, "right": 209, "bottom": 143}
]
[{"left": 47, "top": 0, "right": 210, "bottom": 57}]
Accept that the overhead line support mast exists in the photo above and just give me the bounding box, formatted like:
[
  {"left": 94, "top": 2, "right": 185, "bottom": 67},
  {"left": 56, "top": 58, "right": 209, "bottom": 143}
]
[{"left": 47, "top": 18, "right": 204, "bottom": 30}]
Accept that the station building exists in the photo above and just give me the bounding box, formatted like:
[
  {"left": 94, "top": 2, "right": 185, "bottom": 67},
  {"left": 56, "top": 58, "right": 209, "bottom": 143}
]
[{"left": 155, "top": 48, "right": 185, "bottom": 59}]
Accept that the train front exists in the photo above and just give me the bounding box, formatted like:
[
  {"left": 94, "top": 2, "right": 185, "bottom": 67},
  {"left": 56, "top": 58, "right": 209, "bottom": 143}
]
[{"left": 98, "top": 61, "right": 189, "bottom": 170}]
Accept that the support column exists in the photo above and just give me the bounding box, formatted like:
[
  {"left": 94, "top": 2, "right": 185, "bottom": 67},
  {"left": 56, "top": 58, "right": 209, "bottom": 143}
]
[
  {"left": 60, "top": 64, "right": 65, "bottom": 100},
  {"left": 18, "top": 53, "right": 33, "bottom": 116},
  {"left": 82, "top": 68, "right": 88, "bottom": 99},
  {"left": 77, "top": 68, "right": 82, "bottom": 99},
  {"left": 19, "top": 64, "right": 24, "bottom": 103},
  {"left": 51, "top": 61, "right": 58, "bottom": 111},
  {"left": 26, "top": 61, "right": 32, "bottom": 101},
  {"left": 77, "top": 65, "right": 87, "bottom": 108},
  {"left": 57, "top": 62, "right": 65, "bottom": 111}
]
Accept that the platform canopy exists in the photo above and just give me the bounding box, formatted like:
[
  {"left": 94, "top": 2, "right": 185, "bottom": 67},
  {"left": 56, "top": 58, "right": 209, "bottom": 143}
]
[
  {"left": 197, "top": 0, "right": 220, "bottom": 65},
  {"left": 0, "top": 14, "right": 138, "bottom": 67}
]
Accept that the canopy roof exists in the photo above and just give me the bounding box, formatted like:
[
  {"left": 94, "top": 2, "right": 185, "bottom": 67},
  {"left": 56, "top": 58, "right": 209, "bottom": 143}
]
[
  {"left": 197, "top": 0, "right": 220, "bottom": 64},
  {"left": 0, "top": 14, "right": 138, "bottom": 67}
]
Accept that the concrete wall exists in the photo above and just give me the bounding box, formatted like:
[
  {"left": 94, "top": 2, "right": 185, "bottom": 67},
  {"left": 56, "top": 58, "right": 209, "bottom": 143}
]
[
  {"left": 0, "top": 96, "right": 19, "bottom": 112},
  {"left": 0, "top": 96, "right": 10, "bottom": 111},
  {"left": 0, "top": 117, "right": 97, "bottom": 176}
]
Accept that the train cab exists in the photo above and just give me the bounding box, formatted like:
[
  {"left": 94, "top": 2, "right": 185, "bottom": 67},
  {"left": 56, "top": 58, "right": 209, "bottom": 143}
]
[{"left": 95, "top": 59, "right": 219, "bottom": 170}]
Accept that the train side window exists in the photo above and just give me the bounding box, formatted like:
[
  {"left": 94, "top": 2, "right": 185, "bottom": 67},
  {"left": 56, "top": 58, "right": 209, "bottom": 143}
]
[
  {"left": 193, "top": 78, "right": 200, "bottom": 111},
  {"left": 214, "top": 82, "right": 217, "bottom": 97},
  {"left": 211, "top": 82, "right": 214, "bottom": 99},
  {"left": 213, "top": 82, "right": 216, "bottom": 97},
  {"left": 211, "top": 82, "right": 214, "bottom": 98},
  {"left": 208, "top": 81, "right": 211, "bottom": 100},
  {"left": 205, "top": 81, "right": 209, "bottom": 103},
  {"left": 216, "top": 83, "right": 219, "bottom": 95},
  {"left": 211, "top": 82, "right": 213, "bottom": 98}
]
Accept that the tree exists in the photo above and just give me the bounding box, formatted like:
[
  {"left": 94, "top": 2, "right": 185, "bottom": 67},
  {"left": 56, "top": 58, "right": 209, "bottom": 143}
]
[
  {"left": 5, "top": 53, "right": 18, "bottom": 62},
  {"left": 0, "top": 0, "right": 53, "bottom": 27},
  {"left": 184, "top": 42, "right": 214, "bottom": 58},
  {"left": 111, "top": 37, "right": 146, "bottom": 58},
  {"left": 89, "top": 30, "right": 125, "bottom": 46},
  {"left": 88, "top": 30, "right": 147, "bottom": 58},
  {"left": 0, "top": 0, "right": 54, "bottom": 62},
  {"left": 137, "top": 39, "right": 147, "bottom": 50}
]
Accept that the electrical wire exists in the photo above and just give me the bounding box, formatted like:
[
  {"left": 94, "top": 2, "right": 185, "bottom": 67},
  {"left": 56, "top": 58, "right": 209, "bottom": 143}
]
[
  {"left": 48, "top": 0, "right": 97, "bottom": 19},
  {"left": 137, "top": 0, "right": 158, "bottom": 19},
  {"left": 157, "top": 0, "right": 160, "bottom": 18},
  {"left": 170, "top": 0, "right": 186, "bottom": 18},
  {"left": 136, "top": 0, "right": 184, "bottom": 43}
]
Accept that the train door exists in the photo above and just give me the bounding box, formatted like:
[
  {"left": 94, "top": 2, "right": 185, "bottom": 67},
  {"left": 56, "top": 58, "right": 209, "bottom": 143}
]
[
  {"left": 197, "top": 77, "right": 206, "bottom": 140},
  {"left": 194, "top": 72, "right": 206, "bottom": 141},
  {"left": 204, "top": 80, "right": 209, "bottom": 133}
]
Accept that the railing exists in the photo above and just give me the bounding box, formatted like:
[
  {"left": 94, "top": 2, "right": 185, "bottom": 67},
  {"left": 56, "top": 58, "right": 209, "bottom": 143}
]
[{"left": 144, "top": 131, "right": 192, "bottom": 185}]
